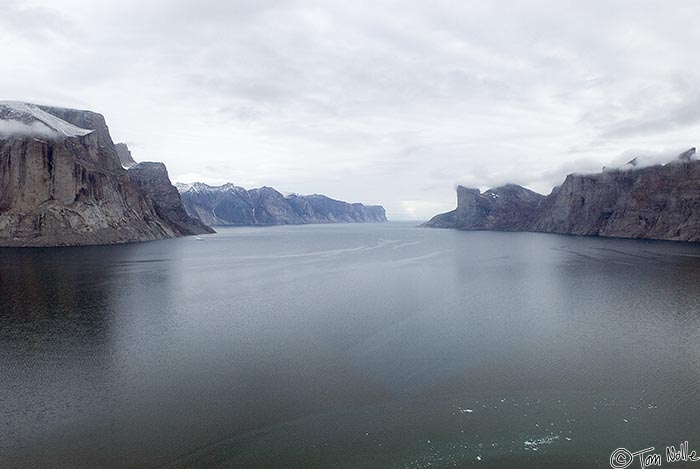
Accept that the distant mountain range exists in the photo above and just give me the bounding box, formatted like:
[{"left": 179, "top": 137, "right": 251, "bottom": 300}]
[
  {"left": 425, "top": 148, "right": 700, "bottom": 242},
  {"left": 175, "top": 182, "right": 387, "bottom": 226}
]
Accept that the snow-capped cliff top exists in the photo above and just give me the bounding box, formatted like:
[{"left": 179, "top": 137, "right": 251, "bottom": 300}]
[
  {"left": 176, "top": 182, "right": 321, "bottom": 199},
  {"left": 0, "top": 101, "right": 94, "bottom": 139},
  {"left": 175, "top": 182, "right": 245, "bottom": 193}
]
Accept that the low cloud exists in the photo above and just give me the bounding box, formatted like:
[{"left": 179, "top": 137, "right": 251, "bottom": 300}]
[
  {"left": 604, "top": 147, "right": 696, "bottom": 170},
  {"left": 0, "top": 120, "right": 56, "bottom": 139}
]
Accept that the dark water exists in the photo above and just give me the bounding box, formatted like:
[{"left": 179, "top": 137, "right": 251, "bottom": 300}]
[{"left": 2, "top": 223, "right": 700, "bottom": 468}]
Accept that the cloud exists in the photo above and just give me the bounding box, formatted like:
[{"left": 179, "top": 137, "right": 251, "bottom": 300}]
[
  {"left": 2, "top": 0, "right": 700, "bottom": 219},
  {"left": 0, "top": 120, "right": 56, "bottom": 139},
  {"left": 0, "top": 0, "right": 74, "bottom": 42},
  {"left": 605, "top": 147, "right": 696, "bottom": 169},
  {"left": 600, "top": 93, "right": 700, "bottom": 139}
]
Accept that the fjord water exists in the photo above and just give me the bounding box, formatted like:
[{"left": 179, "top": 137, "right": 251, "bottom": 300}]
[{"left": 2, "top": 224, "right": 700, "bottom": 468}]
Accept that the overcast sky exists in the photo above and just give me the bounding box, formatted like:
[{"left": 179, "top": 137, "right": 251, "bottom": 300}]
[{"left": 2, "top": 0, "right": 699, "bottom": 219}]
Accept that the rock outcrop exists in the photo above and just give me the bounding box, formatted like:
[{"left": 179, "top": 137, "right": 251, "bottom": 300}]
[
  {"left": 425, "top": 149, "right": 700, "bottom": 242},
  {"left": 129, "top": 163, "right": 214, "bottom": 236},
  {"left": 425, "top": 184, "right": 544, "bottom": 231},
  {"left": 175, "top": 182, "right": 387, "bottom": 226},
  {"left": 115, "top": 143, "right": 137, "bottom": 169},
  {"left": 0, "top": 101, "right": 214, "bottom": 246}
]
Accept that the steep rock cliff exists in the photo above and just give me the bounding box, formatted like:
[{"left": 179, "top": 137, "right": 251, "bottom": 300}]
[
  {"left": 425, "top": 184, "right": 543, "bottom": 231},
  {"left": 0, "top": 101, "right": 213, "bottom": 246},
  {"left": 531, "top": 156, "right": 700, "bottom": 241},
  {"left": 128, "top": 163, "right": 214, "bottom": 235}
]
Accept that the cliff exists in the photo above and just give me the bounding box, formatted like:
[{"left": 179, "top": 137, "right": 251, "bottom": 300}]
[
  {"left": 0, "top": 101, "right": 214, "bottom": 246},
  {"left": 175, "top": 182, "right": 387, "bottom": 226},
  {"left": 128, "top": 163, "right": 214, "bottom": 235},
  {"left": 426, "top": 184, "right": 544, "bottom": 231},
  {"left": 424, "top": 149, "right": 700, "bottom": 242},
  {"left": 115, "top": 143, "right": 137, "bottom": 169}
]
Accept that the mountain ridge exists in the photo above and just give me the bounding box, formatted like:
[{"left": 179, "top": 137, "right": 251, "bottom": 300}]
[{"left": 176, "top": 182, "right": 387, "bottom": 226}]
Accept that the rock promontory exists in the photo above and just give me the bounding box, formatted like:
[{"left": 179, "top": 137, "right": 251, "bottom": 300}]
[{"left": 0, "top": 101, "right": 213, "bottom": 246}]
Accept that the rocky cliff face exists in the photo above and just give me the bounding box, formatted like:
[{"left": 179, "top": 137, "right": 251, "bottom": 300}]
[
  {"left": 176, "top": 182, "right": 387, "bottom": 226},
  {"left": 286, "top": 193, "right": 387, "bottom": 223},
  {"left": 0, "top": 101, "right": 213, "bottom": 246},
  {"left": 425, "top": 184, "right": 544, "bottom": 231},
  {"left": 129, "top": 163, "right": 214, "bottom": 235},
  {"left": 425, "top": 149, "right": 700, "bottom": 242},
  {"left": 115, "top": 143, "right": 137, "bottom": 169}
]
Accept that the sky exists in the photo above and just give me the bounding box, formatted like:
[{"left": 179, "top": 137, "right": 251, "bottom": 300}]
[{"left": 2, "top": 0, "right": 700, "bottom": 220}]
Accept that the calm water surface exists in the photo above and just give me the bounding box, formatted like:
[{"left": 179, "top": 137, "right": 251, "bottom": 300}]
[{"left": 2, "top": 223, "right": 700, "bottom": 468}]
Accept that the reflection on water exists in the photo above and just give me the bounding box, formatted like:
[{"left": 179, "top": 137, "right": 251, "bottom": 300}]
[{"left": 2, "top": 224, "right": 700, "bottom": 468}]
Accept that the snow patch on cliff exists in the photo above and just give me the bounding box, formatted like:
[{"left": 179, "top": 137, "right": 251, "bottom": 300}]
[
  {"left": 175, "top": 182, "right": 247, "bottom": 193},
  {"left": 0, "top": 101, "right": 93, "bottom": 138}
]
